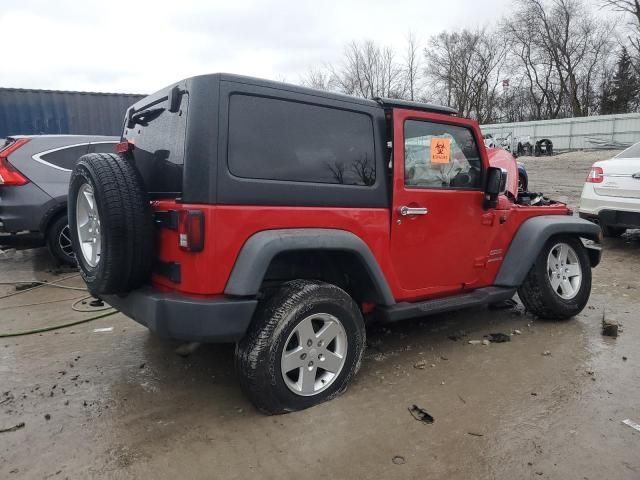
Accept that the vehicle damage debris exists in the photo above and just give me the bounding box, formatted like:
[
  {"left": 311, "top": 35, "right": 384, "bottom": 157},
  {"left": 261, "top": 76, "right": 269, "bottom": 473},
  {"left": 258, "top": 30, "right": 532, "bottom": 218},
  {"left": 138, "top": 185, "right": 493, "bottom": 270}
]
[
  {"left": 408, "top": 405, "right": 435, "bottom": 424},
  {"left": 602, "top": 313, "right": 621, "bottom": 337},
  {"left": 487, "top": 333, "right": 511, "bottom": 343}
]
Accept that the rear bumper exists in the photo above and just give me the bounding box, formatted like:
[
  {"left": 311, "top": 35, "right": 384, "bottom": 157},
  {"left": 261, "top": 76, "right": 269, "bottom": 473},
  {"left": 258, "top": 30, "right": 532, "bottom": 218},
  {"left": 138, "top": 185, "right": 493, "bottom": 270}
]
[
  {"left": 103, "top": 287, "right": 258, "bottom": 343},
  {"left": 579, "top": 183, "right": 640, "bottom": 216},
  {"left": 0, "top": 183, "right": 52, "bottom": 233},
  {"left": 0, "top": 231, "right": 45, "bottom": 247},
  {"left": 579, "top": 210, "right": 640, "bottom": 229}
]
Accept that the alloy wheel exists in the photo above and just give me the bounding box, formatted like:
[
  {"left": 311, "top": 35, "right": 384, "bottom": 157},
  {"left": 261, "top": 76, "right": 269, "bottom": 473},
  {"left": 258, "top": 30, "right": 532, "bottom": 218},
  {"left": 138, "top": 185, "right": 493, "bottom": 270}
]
[
  {"left": 75, "top": 183, "right": 101, "bottom": 267},
  {"left": 281, "top": 313, "right": 348, "bottom": 396},
  {"left": 546, "top": 242, "right": 582, "bottom": 300}
]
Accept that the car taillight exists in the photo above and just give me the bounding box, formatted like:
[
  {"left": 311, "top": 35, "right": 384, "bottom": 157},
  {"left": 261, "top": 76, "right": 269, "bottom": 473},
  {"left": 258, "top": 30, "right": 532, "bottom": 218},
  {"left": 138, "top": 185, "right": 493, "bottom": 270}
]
[
  {"left": 0, "top": 138, "right": 30, "bottom": 186},
  {"left": 178, "top": 209, "right": 204, "bottom": 252},
  {"left": 116, "top": 140, "right": 133, "bottom": 153},
  {"left": 586, "top": 166, "right": 604, "bottom": 183}
]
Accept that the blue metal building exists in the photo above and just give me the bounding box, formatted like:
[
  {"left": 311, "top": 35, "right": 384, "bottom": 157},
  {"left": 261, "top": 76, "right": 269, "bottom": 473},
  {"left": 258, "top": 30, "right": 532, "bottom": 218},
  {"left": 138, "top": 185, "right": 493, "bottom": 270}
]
[{"left": 0, "top": 88, "right": 145, "bottom": 138}]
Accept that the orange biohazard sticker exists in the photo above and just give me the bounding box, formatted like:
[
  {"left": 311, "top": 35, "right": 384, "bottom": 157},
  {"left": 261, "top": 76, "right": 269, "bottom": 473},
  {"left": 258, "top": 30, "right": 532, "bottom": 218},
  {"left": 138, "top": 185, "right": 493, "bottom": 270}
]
[{"left": 431, "top": 137, "right": 451, "bottom": 164}]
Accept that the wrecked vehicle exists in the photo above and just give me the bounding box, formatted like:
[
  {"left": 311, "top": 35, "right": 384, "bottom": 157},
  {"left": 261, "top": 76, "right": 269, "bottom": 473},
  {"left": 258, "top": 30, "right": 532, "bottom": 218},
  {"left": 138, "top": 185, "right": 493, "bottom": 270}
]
[{"left": 67, "top": 74, "right": 601, "bottom": 414}]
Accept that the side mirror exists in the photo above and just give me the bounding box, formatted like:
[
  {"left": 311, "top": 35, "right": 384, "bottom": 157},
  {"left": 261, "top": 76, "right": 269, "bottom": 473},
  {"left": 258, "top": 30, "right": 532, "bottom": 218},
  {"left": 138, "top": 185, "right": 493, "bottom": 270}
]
[{"left": 484, "top": 166, "right": 507, "bottom": 209}]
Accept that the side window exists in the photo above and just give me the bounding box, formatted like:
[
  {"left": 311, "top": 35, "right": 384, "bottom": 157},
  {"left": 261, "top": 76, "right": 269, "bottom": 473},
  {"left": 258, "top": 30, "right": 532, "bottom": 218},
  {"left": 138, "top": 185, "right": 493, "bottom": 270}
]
[
  {"left": 88, "top": 142, "right": 116, "bottom": 154},
  {"left": 39, "top": 144, "right": 89, "bottom": 170},
  {"left": 228, "top": 95, "right": 376, "bottom": 186},
  {"left": 404, "top": 120, "right": 482, "bottom": 189}
]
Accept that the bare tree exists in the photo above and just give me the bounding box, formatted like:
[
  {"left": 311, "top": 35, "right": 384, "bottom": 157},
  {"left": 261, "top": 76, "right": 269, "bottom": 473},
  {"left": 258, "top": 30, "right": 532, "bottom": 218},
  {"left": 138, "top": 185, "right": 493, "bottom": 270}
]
[
  {"left": 424, "top": 28, "right": 507, "bottom": 122},
  {"left": 503, "top": 0, "right": 614, "bottom": 118},
  {"left": 328, "top": 40, "right": 406, "bottom": 99},
  {"left": 300, "top": 67, "right": 332, "bottom": 91},
  {"left": 601, "top": 0, "right": 640, "bottom": 69},
  {"left": 404, "top": 33, "right": 421, "bottom": 101},
  {"left": 326, "top": 161, "right": 346, "bottom": 184},
  {"left": 351, "top": 155, "right": 375, "bottom": 186}
]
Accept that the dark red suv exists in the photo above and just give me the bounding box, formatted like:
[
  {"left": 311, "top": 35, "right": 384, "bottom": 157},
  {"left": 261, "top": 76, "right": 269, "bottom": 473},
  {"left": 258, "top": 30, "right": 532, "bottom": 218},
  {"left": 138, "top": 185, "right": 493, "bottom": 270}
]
[{"left": 68, "top": 74, "right": 601, "bottom": 414}]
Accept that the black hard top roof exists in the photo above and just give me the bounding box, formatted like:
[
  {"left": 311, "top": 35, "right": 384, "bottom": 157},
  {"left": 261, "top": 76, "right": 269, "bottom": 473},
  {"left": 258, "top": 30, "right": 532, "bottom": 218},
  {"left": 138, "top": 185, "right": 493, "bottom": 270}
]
[
  {"left": 375, "top": 97, "right": 458, "bottom": 115},
  {"left": 207, "top": 73, "right": 456, "bottom": 115}
]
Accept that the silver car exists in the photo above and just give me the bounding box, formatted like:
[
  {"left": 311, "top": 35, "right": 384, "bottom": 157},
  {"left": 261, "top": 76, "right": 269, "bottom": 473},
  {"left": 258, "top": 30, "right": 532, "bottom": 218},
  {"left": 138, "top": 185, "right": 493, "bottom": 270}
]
[{"left": 0, "top": 135, "right": 117, "bottom": 264}]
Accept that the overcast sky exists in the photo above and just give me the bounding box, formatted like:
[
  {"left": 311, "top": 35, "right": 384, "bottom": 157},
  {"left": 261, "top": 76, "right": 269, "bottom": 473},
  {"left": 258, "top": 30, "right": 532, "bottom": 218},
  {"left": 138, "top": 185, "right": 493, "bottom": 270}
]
[{"left": 2, "top": 0, "right": 528, "bottom": 94}]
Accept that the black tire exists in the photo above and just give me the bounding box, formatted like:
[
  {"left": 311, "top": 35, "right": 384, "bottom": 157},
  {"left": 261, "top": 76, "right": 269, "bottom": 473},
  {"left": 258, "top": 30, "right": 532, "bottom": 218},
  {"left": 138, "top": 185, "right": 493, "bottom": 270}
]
[
  {"left": 601, "top": 225, "right": 626, "bottom": 238},
  {"left": 518, "top": 236, "right": 591, "bottom": 320},
  {"left": 46, "top": 215, "right": 76, "bottom": 266},
  {"left": 68, "top": 153, "right": 154, "bottom": 295},
  {"left": 236, "top": 280, "right": 366, "bottom": 414}
]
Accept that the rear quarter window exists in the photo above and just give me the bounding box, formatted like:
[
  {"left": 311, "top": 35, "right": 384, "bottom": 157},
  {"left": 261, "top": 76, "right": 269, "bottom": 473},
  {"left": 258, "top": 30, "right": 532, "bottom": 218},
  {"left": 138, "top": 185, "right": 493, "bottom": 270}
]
[
  {"left": 38, "top": 144, "right": 89, "bottom": 170},
  {"left": 228, "top": 95, "right": 376, "bottom": 186}
]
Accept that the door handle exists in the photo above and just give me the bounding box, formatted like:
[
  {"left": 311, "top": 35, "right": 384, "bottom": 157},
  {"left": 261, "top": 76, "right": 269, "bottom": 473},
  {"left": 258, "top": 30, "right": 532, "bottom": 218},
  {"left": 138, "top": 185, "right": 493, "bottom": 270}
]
[{"left": 400, "top": 206, "right": 428, "bottom": 216}]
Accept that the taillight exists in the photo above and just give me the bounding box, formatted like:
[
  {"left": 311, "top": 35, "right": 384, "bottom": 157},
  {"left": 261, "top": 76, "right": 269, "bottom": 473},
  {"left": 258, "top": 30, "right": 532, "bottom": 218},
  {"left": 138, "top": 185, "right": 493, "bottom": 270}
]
[
  {"left": 0, "top": 138, "right": 30, "bottom": 186},
  {"left": 178, "top": 210, "right": 204, "bottom": 252},
  {"left": 586, "top": 166, "right": 604, "bottom": 183},
  {"left": 116, "top": 140, "right": 134, "bottom": 153}
]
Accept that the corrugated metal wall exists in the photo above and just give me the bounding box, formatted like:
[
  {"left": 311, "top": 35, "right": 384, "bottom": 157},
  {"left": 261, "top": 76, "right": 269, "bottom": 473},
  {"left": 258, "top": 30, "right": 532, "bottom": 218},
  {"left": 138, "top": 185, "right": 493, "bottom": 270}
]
[
  {"left": 481, "top": 112, "right": 640, "bottom": 151},
  {"left": 0, "top": 88, "right": 145, "bottom": 138}
]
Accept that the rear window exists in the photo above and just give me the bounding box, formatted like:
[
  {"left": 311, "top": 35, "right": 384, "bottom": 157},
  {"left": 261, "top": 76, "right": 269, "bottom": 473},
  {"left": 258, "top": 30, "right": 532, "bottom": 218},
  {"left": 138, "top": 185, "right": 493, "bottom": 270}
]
[
  {"left": 615, "top": 142, "right": 640, "bottom": 159},
  {"left": 123, "top": 93, "right": 188, "bottom": 196},
  {"left": 228, "top": 95, "right": 376, "bottom": 186}
]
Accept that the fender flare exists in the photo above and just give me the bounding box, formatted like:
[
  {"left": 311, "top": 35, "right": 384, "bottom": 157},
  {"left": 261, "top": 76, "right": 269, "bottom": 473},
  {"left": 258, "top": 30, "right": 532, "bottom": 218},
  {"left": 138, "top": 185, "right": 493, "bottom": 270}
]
[
  {"left": 39, "top": 200, "right": 67, "bottom": 234},
  {"left": 494, "top": 215, "right": 601, "bottom": 288},
  {"left": 224, "top": 228, "right": 396, "bottom": 306}
]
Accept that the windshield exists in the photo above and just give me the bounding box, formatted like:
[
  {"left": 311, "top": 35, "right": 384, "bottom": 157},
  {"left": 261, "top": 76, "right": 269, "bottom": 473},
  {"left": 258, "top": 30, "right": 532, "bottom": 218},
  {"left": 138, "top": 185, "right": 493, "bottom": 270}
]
[{"left": 615, "top": 142, "right": 640, "bottom": 159}]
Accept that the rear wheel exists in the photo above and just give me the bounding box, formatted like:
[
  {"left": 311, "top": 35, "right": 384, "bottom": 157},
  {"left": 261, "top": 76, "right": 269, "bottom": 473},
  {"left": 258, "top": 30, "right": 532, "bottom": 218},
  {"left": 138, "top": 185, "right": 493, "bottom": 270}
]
[
  {"left": 236, "top": 280, "right": 366, "bottom": 414},
  {"left": 46, "top": 215, "right": 76, "bottom": 266},
  {"left": 68, "top": 153, "right": 154, "bottom": 295},
  {"left": 518, "top": 236, "right": 591, "bottom": 319}
]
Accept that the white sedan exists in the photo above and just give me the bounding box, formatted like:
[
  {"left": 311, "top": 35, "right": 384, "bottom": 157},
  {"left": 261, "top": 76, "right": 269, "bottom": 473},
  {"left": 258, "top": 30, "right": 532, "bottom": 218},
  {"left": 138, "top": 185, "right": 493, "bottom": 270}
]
[{"left": 579, "top": 143, "right": 640, "bottom": 236}]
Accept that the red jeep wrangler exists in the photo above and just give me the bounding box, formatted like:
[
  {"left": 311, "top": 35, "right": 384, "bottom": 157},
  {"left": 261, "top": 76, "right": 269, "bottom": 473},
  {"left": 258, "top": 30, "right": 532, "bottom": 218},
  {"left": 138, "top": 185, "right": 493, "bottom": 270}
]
[{"left": 68, "top": 74, "right": 601, "bottom": 414}]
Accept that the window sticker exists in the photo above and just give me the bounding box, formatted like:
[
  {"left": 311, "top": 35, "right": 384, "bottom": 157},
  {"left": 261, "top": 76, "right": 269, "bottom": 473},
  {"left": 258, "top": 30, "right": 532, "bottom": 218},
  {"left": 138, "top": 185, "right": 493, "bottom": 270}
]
[{"left": 430, "top": 137, "right": 451, "bottom": 164}]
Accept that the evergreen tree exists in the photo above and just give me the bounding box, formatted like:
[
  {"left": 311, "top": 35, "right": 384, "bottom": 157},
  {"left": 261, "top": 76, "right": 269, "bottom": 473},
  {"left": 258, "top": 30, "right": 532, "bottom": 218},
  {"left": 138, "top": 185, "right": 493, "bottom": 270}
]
[{"left": 601, "top": 47, "right": 639, "bottom": 114}]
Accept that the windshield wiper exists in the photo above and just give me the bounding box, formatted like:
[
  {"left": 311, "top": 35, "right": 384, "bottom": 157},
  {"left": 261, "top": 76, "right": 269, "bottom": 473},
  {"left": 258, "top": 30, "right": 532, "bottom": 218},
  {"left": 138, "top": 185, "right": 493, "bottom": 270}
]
[{"left": 127, "top": 107, "right": 165, "bottom": 128}]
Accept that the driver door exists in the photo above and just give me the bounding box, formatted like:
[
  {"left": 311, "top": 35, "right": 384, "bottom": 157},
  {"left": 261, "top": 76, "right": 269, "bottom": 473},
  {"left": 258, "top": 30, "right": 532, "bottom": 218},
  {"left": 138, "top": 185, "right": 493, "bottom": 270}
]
[{"left": 389, "top": 109, "right": 500, "bottom": 300}]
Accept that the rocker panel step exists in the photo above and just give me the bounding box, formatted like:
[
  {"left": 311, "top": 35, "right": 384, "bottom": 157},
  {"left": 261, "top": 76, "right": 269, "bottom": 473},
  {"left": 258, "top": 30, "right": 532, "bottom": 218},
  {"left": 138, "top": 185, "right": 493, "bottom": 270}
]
[{"left": 374, "top": 286, "right": 516, "bottom": 323}]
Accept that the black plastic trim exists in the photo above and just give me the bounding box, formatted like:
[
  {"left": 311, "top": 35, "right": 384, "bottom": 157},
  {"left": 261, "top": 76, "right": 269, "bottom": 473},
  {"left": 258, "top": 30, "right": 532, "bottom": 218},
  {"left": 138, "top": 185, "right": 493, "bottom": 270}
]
[
  {"left": 103, "top": 288, "right": 258, "bottom": 342},
  {"left": 494, "top": 215, "right": 602, "bottom": 288},
  {"left": 598, "top": 209, "right": 640, "bottom": 229},
  {"left": 156, "top": 261, "right": 181, "bottom": 283},
  {"left": 373, "top": 286, "right": 516, "bottom": 323},
  {"left": 375, "top": 97, "right": 458, "bottom": 115},
  {"left": 224, "top": 228, "right": 396, "bottom": 305},
  {"left": 154, "top": 210, "right": 178, "bottom": 230}
]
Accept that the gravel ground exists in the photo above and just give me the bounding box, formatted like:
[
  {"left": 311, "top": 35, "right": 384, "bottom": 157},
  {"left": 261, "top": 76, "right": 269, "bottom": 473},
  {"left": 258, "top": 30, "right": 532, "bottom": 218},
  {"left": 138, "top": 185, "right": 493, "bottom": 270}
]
[{"left": 1, "top": 151, "right": 639, "bottom": 479}]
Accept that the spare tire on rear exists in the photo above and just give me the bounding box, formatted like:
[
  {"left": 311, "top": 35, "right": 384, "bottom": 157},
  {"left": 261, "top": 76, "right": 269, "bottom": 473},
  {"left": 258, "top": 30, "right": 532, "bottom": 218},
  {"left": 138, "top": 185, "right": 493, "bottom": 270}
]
[{"left": 68, "top": 153, "right": 155, "bottom": 295}]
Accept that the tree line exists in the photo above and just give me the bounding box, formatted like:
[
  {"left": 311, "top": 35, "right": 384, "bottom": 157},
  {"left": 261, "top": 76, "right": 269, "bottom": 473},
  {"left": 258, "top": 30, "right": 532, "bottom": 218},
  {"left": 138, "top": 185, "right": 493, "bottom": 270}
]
[{"left": 301, "top": 0, "right": 640, "bottom": 123}]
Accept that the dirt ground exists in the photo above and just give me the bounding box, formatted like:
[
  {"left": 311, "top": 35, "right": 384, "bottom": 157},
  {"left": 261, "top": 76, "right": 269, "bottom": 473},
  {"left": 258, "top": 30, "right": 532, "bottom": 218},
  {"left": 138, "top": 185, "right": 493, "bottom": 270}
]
[{"left": 1, "top": 150, "right": 639, "bottom": 479}]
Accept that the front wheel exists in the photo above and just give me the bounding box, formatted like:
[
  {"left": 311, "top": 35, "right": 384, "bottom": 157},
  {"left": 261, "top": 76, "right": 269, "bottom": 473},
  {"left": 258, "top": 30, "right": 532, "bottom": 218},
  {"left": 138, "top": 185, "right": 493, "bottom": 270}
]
[
  {"left": 518, "top": 236, "right": 592, "bottom": 319},
  {"left": 236, "top": 280, "right": 366, "bottom": 414}
]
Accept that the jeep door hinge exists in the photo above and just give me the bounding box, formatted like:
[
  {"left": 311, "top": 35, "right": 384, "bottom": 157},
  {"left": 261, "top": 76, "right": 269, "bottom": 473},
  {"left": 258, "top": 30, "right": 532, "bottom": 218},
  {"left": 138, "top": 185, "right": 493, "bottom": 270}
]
[{"left": 154, "top": 210, "right": 179, "bottom": 230}]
